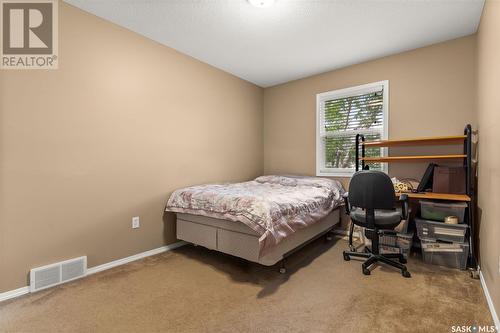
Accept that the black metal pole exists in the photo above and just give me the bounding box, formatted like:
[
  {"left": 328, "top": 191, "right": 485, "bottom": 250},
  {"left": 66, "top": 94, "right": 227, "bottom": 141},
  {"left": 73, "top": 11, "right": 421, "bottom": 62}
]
[
  {"left": 361, "top": 135, "right": 366, "bottom": 170},
  {"left": 350, "top": 134, "right": 363, "bottom": 251},
  {"left": 464, "top": 124, "right": 477, "bottom": 270},
  {"left": 355, "top": 134, "right": 360, "bottom": 172},
  {"left": 465, "top": 124, "right": 472, "bottom": 196}
]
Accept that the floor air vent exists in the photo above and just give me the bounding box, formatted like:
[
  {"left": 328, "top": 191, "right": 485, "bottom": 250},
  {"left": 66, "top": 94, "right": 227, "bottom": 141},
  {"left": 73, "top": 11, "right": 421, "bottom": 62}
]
[{"left": 30, "top": 256, "right": 87, "bottom": 292}]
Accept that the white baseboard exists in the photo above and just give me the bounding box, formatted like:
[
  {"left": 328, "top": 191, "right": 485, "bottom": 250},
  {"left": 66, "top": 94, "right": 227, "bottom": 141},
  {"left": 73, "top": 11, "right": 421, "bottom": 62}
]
[
  {"left": 0, "top": 241, "right": 187, "bottom": 303},
  {"left": 480, "top": 270, "right": 500, "bottom": 329},
  {"left": 0, "top": 286, "right": 30, "bottom": 303},
  {"left": 86, "top": 241, "right": 187, "bottom": 275}
]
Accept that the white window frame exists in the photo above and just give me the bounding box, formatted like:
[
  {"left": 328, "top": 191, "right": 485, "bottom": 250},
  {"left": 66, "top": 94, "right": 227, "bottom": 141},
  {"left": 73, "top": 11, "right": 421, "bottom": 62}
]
[{"left": 316, "top": 80, "right": 389, "bottom": 177}]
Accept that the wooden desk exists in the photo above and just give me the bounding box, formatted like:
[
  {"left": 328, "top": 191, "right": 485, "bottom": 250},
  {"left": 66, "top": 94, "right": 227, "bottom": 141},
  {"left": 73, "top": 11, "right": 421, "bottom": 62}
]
[{"left": 396, "top": 192, "right": 471, "bottom": 202}]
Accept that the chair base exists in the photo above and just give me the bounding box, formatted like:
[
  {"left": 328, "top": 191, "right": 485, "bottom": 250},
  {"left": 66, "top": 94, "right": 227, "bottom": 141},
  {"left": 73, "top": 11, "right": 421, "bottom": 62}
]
[{"left": 343, "top": 248, "right": 411, "bottom": 278}]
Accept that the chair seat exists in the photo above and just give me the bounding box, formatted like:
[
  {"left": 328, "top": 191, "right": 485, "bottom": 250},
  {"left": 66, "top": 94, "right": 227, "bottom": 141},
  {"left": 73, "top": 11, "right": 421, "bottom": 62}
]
[{"left": 350, "top": 207, "right": 402, "bottom": 227}]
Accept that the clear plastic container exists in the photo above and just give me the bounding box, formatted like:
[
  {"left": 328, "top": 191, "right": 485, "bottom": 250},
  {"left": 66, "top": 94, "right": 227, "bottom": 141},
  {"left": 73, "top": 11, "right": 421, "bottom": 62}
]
[
  {"left": 396, "top": 233, "right": 413, "bottom": 250},
  {"left": 415, "top": 218, "right": 468, "bottom": 243},
  {"left": 420, "top": 200, "right": 467, "bottom": 223},
  {"left": 379, "top": 232, "right": 413, "bottom": 258},
  {"left": 420, "top": 238, "right": 469, "bottom": 270}
]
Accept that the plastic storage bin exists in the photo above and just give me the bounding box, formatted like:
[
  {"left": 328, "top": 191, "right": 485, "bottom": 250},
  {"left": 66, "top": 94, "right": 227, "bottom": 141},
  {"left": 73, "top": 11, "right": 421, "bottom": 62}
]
[
  {"left": 415, "top": 218, "right": 468, "bottom": 243},
  {"left": 379, "top": 244, "right": 400, "bottom": 256},
  {"left": 420, "top": 200, "right": 467, "bottom": 223},
  {"left": 379, "top": 232, "right": 413, "bottom": 258},
  {"left": 420, "top": 238, "right": 469, "bottom": 270}
]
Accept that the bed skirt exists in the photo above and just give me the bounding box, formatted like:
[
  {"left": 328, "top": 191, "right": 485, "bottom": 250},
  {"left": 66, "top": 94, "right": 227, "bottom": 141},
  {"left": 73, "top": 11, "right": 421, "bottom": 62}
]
[{"left": 176, "top": 208, "right": 341, "bottom": 266}]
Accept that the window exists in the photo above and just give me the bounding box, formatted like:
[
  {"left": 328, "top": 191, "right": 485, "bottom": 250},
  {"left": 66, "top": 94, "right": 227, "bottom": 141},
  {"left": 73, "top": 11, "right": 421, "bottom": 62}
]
[{"left": 316, "top": 81, "right": 388, "bottom": 177}]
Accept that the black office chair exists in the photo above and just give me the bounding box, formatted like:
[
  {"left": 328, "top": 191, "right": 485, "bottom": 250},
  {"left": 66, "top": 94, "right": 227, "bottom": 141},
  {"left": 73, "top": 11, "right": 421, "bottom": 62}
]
[{"left": 343, "top": 170, "right": 411, "bottom": 278}]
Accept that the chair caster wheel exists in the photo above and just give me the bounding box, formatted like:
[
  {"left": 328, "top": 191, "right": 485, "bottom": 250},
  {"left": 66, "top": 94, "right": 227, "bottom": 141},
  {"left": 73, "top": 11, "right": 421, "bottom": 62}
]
[
  {"left": 402, "top": 270, "right": 411, "bottom": 278},
  {"left": 343, "top": 253, "right": 350, "bottom": 261},
  {"left": 279, "top": 268, "right": 286, "bottom": 274},
  {"left": 362, "top": 267, "right": 371, "bottom": 275},
  {"left": 399, "top": 257, "right": 407, "bottom": 264}
]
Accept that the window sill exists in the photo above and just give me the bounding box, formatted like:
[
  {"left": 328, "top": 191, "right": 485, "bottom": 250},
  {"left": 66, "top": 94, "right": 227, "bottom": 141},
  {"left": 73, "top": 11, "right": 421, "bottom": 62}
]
[{"left": 316, "top": 170, "right": 355, "bottom": 178}]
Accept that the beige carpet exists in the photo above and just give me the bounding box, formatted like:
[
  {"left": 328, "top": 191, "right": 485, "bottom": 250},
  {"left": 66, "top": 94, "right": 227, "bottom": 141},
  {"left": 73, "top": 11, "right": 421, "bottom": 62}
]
[{"left": 0, "top": 237, "right": 492, "bottom": 333}]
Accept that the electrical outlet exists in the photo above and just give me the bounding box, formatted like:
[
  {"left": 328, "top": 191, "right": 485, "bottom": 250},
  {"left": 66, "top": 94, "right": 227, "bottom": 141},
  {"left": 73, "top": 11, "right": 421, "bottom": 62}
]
[{"left": 132, "top": 216, "right": 140, "bottom": 229}]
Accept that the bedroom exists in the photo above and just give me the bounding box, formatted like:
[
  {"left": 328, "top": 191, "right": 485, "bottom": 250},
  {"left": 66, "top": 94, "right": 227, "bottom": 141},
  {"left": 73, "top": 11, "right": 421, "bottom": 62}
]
[{"left": 0, "top": 0, "right": 498, "bottom": 332}]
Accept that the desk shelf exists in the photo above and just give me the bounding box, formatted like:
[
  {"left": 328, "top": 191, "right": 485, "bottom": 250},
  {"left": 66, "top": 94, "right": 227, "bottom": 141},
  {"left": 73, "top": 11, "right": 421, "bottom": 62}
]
[
  {"left": 364, "top": 135, "right": 467, "bottom": 148},
  {"left": 362, "top": 154, "right": 466, "bottom": 163},
  {"left": 396, "top": 192, "right": 471, "bottom": 202}
]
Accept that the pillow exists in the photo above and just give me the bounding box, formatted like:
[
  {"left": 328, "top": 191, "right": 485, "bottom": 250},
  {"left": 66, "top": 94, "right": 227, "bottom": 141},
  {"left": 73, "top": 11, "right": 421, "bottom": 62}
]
[
  {"left": 254, "top": 175, "right": 343, "bottom": 192},
  {"left": 254, "top": 175, "right": 298, "bottom": 186}
]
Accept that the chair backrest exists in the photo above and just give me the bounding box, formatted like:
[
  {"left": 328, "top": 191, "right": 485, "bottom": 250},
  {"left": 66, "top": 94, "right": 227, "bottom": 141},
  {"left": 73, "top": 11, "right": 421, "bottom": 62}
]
[{"left": 348, "top": 170, "right": 396, "bottom": 210}]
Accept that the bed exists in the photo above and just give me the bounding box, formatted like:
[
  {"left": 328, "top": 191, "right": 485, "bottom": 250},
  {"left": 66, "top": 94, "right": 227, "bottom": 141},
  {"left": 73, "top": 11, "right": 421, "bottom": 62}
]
[{"left": 165, "top": 175, "right": 345, "bottom": 270}]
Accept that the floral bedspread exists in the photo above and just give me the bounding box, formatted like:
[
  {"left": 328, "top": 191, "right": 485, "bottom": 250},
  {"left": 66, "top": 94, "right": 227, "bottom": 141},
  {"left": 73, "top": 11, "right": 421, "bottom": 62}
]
[{"left": 165, "top": 175, "right": 345, "bottom": 256}]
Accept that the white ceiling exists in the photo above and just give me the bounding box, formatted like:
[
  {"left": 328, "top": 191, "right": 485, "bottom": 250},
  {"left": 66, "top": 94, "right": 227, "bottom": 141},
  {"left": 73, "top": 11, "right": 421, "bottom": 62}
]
[{"left": 64, "top": 0, "right": 484, "bottom": 87}]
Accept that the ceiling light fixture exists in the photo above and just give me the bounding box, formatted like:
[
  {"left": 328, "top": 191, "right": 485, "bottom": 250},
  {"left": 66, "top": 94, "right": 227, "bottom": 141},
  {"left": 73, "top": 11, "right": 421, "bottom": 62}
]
[{"left": 248, "top": 0, "right": 275, "bottom": 8}]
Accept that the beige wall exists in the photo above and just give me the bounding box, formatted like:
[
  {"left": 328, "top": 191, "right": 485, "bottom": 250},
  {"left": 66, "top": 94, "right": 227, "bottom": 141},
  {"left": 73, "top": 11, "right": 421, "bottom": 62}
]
[
  {"left": 476, "top": 0, "right": 500, "bottom": 317},
  {"left": 0, "top": 3, "right": 264, "bottom": 292},
  {"left": 263, "top": 36, "right": 477, "bottom": 184}
]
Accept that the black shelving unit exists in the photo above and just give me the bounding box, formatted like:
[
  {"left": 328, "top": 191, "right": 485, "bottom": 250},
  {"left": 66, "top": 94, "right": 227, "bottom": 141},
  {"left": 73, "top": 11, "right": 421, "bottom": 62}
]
[{"left": 350, "top": 124, "right": 477, "bottom": 272}]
